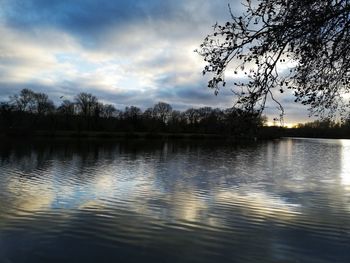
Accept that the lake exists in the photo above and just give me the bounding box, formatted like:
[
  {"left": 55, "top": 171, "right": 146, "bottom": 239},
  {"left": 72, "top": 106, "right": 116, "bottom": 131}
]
[{"left": 0, "top": 138, "right": 350, "bottom": 262}]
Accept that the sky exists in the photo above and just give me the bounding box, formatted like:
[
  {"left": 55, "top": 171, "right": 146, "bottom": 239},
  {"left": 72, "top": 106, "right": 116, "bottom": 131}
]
[{"left": 0, "top": 0, "right": 313, "bottom": 125}]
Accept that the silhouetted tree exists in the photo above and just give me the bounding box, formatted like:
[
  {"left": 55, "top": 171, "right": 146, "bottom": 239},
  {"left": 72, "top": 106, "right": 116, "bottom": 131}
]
[
  {"left": 142, "top": 107, "right": 159, "bottom": 132},
  {"left": 57, "top": 100, "right": 75, "bottom": 116},
  {"left": 184, "top": 108, "right": 200, "bottom": 126},
  {"left": 0, "top": 102, "right": 14, "bottom": 127},
  {"left": 57, "top": 99, "right": 76, "bottom": 130},
  {"left": 34, "top": 93, "right": 55, "bottom": 115},
  {"left": 123, "top": 106, "right": 142, "bottom": 132},
  {"left": 124, "top": 106, "right": 142, "bottom": 120},
  {"left": 167, "top": 110, "right": 187, "bottom": 133},
  {"left": 197, "top": 0, "right": 350, "bottom": 118},
  {"left": 0, "top": 89, "right": 270, "bottom": 137},
  {"left": 10, "top": 89, "right": 36, "bottom": 112},
  {"left": 101, "top": 104, "right": 117, "bottom": 118},
  {"left": 75, "top": 93, "right": 98, "bottom": 118},
  {"left": 153, "top": 102, "right": 172, "bottom": 124},
  {"left": 143, "top": 107, "right": 154, "bottom": 119}
]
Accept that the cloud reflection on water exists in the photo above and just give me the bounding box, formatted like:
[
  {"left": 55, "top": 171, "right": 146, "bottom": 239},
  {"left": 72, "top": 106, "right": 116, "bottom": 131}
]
[
  {"left": 0, "top": 139, "right": 344, "bottom": 226},
  {"left": 1, "top": 139, "right": 350, "bottom": 262},
  {"left": 340, "top": 140, "right": 350, "bottom": 189}
]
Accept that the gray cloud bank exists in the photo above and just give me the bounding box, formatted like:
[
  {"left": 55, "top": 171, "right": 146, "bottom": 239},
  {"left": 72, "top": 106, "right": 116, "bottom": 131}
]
[{"left": 0, "top": 0, "right": 311, "bottom": 124}]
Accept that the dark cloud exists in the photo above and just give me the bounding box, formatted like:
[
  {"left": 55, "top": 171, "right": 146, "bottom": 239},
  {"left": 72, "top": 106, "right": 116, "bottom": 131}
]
[
  {"left": 3, "top": 0, "right": 148, "bottom": 29},
  {"left": 0, "top": 0, "right": 311, "bottom": 123},
  {"left": 1, "top": 0, "right": 236, "bottom": 47}
]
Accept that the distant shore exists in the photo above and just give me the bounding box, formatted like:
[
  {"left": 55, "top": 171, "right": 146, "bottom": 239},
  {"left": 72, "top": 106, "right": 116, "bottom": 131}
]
[
  {"left": 0, "top": 129, "right": 279, "bottom": 141},
  {"left": 2, "top": 127, "right": 349, "bottom": 140},
  {"left": 283, "top": 128, "right": 350, "bottom": 140}
]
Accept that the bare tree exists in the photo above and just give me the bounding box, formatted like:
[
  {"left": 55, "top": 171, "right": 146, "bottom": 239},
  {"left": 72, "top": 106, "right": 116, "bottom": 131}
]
[
  {"left": 58, "top": 100, "right": 75, "bottom": 115},
  {"left": 101, "top": 104, "right": 117, "bottom": 118},
  {"left": 10, "top": 89, "right": 36, "bottom": 112},
  {"left": 34, "top": 93, "right": 55, "bottom": 115},
  {"left": 75, "top": 93, "right": 98, "bottom": 118},
  {"left": 184, "top": 108, "right": 200, "bottom": 125},
  {"left": 153, "top": 102, "right": 172, "bottom": 124},
  {"left": 124, "top": 106, "right": 142, "bottom": 120},
  {"left": 197, "top": 0, "right": 350, "bottom": 119},
  {"left": 9, "top": 89, "right": 54, "bottom": 114}
]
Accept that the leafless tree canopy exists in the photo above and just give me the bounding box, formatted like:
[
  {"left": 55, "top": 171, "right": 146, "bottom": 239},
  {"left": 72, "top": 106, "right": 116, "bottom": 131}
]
[{"left": 197, "top": 0, "right": 350, "bottom": 119}]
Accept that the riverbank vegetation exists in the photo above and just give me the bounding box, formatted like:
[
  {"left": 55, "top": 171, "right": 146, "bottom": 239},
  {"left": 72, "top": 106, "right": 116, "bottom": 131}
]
[
  {"left": 0, "top": 89, "right": 268, "bottom": 139},
  {"left": 285, "top": 120, "right": 350, "bottom": 139},
  {"left": 2, "top": 89, "right": 350, "bottom": 140}
]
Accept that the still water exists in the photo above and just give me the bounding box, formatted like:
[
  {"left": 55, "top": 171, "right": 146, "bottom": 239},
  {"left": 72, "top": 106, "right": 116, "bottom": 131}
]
[{"left": 0, "top": 138, "right": 350, "bottom": 262}]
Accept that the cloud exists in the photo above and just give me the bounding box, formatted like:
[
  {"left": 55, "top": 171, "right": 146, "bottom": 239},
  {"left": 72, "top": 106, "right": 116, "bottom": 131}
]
[
  {"left": 1, "top": 0, "right": 235, "bottom": 46},
  {"left": 0, "top": 0, "right": 311, "bottom": 123}
]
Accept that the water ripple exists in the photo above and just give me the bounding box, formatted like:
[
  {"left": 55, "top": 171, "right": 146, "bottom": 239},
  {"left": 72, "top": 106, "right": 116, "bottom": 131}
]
[{"left": 0, "top": 138, "right": 350, "bottom": 262}]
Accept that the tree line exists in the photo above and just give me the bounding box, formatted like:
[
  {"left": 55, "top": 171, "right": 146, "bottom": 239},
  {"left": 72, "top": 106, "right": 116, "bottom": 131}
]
[
  {"left": 285, "top": 119, "right": 350, "bottom": 139},
  {"left": 0, "top": 89, "right": 266, "bottom": 137}
]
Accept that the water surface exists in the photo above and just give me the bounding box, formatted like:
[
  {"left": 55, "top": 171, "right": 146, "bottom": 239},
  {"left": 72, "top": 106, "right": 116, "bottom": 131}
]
[{"left": 0, "top": 138, "right": 350, "bottom": 262}]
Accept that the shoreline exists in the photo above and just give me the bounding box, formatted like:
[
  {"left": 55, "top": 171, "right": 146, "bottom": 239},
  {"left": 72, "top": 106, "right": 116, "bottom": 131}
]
[
  {"left": 0, "top": 130, "right": 244, "bottom": 140},
  {"left": 2, "top": 129, "right": 350, "bottom": 140}
]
